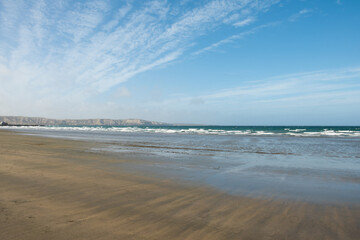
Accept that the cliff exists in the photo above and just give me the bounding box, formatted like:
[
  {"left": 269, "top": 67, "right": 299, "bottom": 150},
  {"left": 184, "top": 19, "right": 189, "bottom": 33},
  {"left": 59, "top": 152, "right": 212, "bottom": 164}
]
[{"left": 0, "top": 116, "right": 171, "bottom": 126}]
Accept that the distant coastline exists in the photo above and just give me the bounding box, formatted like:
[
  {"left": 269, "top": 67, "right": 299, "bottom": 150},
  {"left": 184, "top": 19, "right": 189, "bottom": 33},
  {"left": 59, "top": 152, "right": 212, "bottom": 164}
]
[
  {"left": 0, "top": 116, "right": 173, "bottom": 127},
  {"left": 1, "top": 116, "right": 359, "bottom": 128}
]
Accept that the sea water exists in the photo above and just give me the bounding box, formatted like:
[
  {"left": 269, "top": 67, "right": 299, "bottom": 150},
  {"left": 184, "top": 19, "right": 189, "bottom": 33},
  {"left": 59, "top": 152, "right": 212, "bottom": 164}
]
[{"left": 3, "top": 125, "right": 360, "bottom": 203}]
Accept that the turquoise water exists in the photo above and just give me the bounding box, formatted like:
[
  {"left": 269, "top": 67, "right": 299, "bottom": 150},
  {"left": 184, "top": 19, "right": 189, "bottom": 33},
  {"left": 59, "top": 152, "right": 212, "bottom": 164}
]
[
  {"left": 5, "top": 125, "right": 360, "bottom": 137},
  {"left": 3, "top": 125, "right": 360, "bottom": 204}
]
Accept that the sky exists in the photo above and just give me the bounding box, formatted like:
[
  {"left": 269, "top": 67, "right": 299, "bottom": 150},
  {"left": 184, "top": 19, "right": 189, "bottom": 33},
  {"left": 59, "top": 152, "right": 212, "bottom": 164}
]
[{"left": 0, "top": 0, "right": 359, "bottom": 125}]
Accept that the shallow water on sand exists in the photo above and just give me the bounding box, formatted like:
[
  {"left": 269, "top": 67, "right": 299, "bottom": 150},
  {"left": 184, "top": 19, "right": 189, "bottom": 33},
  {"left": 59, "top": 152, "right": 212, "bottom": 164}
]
[{"left": 5, "top": 126, "right": 360, "bottom": 204}]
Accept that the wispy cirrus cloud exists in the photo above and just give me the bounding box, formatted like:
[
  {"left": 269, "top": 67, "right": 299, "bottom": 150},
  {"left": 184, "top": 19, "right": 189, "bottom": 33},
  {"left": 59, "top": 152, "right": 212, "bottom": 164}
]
[
  {"left": 184, "top": 66, "right": 360, "bottom": 104},
  {"left": 193, "top": 21, "right": 279, "bottom": 55},
  {"left": 0, "top": 0, "right": 281, "bottom": 118},
  {"left": 289, "top": 8, "right": 313, "bottom": 22},
  {"left": 114, "top": 66, "right": 360, "bottom": 124},
  {"left": 233, "top": 17, "right": 256, "bottom": 27}
]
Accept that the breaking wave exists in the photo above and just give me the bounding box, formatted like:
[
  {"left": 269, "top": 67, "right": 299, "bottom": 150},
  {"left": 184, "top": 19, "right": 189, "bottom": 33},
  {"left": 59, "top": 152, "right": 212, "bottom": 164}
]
[{"left": 2, "top": 125, "right": 360, "bottom": 137}]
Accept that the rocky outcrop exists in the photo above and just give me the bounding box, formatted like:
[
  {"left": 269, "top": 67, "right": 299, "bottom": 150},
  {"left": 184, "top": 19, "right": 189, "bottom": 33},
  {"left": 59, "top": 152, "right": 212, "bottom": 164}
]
[
  {"left": 0, "top": 116, "right": 171, "bottom": 126},
  {"left": 0, "top": 121, "right": 8, "bottom": 126}
]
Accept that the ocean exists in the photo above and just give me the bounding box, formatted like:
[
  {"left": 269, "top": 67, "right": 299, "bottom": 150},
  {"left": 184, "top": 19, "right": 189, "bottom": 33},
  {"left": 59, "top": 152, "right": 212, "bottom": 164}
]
[{"left": 3, "top": 125, "right": 360, "bottom": 204}]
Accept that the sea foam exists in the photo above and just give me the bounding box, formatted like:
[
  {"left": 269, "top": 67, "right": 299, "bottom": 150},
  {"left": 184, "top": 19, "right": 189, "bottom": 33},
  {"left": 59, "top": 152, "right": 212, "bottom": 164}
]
[{"left": 2, "top": 125, "right": 360, "bottom": 137}]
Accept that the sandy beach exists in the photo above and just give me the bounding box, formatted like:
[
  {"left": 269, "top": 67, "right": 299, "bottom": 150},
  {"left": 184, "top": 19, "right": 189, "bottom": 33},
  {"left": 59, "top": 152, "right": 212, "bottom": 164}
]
[{"left": 0, "top": 130, "right": 359, "bottom": 240}]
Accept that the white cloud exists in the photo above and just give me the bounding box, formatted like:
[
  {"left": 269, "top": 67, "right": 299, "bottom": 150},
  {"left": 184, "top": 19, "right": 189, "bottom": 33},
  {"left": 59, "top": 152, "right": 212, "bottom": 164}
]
[
  {"left": 233, "top": 17, "right": 255, "bottom": 27},
  {"left": 187, "top": 67, "right": 360, "bottom": 102},
  {"left": 0, "top": 0, "right": 279, "bottom": 118},
  {"left": 103, "top": 66, "right": 360, "bottom": 125},
  {"left": 132, "top": 66, "right": 360, "bottom": 124},
  {"left": 193, "top": 21, "right": 279, "bottom": 55},
  {"left": 289, "top": 8, "right": 313, "bottom": 22}
]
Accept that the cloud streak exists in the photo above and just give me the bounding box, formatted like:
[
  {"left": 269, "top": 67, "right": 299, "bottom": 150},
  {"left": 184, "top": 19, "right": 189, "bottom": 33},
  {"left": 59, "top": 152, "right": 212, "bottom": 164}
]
[
  {"left": 142, "top": 66, "right": 360, "bottom": 112},
  {"left": 0, "top": 0, "right": 280, "bottom": 118},
  {"left": 111, "top": 66, "right": 360, "bottom": 125},
  {"left": 289, "top": 8, "right": 313, "bottom": 22},
  {"left": 193, "top": 21, "right": 279, "bottom": 55},
  {"left": 195, "top": 66, "right": 360, "bottom": 102},
  {"left": 233, "top": 17, "right": 256, "bottom": 27}
]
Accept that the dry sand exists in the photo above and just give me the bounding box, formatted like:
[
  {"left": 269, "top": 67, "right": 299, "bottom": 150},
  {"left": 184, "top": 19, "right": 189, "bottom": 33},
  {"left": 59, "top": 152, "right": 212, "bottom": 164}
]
[{"left": 0, "top": 130, "right": 359, "bottom": 240}]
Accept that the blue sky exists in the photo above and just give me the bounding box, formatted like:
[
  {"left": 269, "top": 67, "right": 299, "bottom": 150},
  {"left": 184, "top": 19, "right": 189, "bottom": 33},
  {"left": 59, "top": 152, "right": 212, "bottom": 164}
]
[{"left": 0, "top": 0, "right": 359, "bottom": 125}]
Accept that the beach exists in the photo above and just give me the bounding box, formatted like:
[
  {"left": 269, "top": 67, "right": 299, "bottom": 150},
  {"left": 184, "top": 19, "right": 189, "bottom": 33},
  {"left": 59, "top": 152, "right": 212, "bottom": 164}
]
[{"left": 1, "top": 129, "right": 360, "bottom": 240}]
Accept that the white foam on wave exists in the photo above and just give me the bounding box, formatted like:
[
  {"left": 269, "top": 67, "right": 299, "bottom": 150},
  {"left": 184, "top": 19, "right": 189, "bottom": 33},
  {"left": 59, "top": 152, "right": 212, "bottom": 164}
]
[
  {"left": 1, "top": 126, "right": 360, "bottom": 137},
  {"left": 288, "top": 129, "right": 306, "bottom": 132}
]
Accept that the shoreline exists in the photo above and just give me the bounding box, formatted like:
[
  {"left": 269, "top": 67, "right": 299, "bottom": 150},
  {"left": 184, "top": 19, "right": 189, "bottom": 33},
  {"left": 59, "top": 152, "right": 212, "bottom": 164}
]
[{"left": 0, "top": 130, "right": 359, "bottom": 239}]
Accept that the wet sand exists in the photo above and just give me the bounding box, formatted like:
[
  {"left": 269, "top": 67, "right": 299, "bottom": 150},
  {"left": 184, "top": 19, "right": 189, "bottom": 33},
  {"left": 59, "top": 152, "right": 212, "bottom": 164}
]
[{"left": 0, "top": 130, "right": 359, "bottom": 240}]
